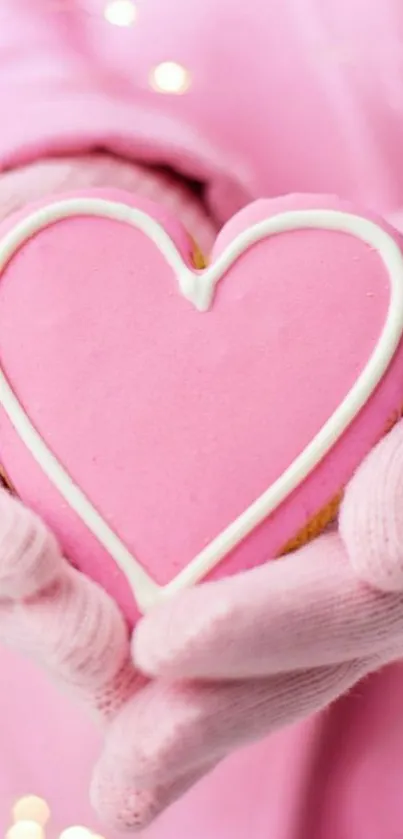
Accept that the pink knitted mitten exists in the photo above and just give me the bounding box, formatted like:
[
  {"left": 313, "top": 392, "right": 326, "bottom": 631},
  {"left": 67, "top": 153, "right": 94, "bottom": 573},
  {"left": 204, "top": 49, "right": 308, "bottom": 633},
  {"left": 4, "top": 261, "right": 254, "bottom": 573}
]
[{"left": 95, "top": 421, "right": 403, "bottom": 830}]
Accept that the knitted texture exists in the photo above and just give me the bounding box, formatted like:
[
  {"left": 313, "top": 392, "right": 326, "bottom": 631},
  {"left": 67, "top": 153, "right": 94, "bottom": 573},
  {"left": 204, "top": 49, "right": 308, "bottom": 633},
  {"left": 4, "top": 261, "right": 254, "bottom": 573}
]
[
  {"left": 340, "top": 421, "right": 403, "bottom": 592},
  {"left": 0, "top": 493, "right": 137, "bottom": 719},
  {"left": 0, "top": 153, "right": 217, "bottom": 253}
]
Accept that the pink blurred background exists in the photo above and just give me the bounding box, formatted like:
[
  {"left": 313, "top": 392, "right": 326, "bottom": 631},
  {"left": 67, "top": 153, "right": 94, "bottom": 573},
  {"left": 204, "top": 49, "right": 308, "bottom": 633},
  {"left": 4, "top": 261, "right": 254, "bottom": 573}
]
[{"left": 0, "top": 647, "right": 104, "bottom": 839}]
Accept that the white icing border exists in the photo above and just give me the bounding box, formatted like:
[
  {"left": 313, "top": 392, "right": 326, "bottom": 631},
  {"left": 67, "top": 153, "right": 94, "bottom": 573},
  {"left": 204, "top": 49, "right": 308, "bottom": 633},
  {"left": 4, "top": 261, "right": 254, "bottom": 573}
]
[{"left": 0, "top": 198, "right": 402, "bottom": 612}]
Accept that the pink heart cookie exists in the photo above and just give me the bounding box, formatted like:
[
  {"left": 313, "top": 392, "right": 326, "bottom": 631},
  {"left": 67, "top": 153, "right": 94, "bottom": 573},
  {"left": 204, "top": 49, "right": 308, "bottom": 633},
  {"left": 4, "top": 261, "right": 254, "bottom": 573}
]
[{"left": 0, "top": 190, "right": 402, "bottom": 626}]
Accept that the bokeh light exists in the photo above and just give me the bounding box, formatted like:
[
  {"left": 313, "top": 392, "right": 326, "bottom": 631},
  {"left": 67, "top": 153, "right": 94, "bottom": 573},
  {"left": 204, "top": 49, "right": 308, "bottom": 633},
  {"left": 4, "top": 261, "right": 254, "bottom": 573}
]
[
  {"left": 6, "top": 821, "right": 45, "bottom": 839},
  {"left": 12, "top": 797, "right": 50, "bottom": 828},
  {"left": 104, "top": 0, "right": 137, "bottom": 27},
  {"left": 150, "top": 61, "right": 192, "bottom": 94}
]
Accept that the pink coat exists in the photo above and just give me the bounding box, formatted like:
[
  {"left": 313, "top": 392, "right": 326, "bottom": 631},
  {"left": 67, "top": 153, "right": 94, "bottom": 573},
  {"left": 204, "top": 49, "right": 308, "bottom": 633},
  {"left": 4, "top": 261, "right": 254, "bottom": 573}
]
[{"left": 2, "top": 2, "right": 403, "bottom": 837}]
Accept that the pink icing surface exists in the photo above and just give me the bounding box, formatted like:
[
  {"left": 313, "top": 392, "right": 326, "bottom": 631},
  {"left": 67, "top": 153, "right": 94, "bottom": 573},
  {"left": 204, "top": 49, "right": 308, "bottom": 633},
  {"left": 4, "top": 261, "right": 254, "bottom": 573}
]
[{"left": 0, "top": 191, "right": 402, "bottom": 623}]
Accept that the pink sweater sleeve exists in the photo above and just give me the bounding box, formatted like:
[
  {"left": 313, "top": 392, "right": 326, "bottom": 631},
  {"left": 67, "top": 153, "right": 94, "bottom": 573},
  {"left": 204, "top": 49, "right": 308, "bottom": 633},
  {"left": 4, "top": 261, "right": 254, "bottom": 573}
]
[
  {"left": 0, "top": 0, "right": 250, "bottom": 223},
  {"left": 2, "top": 0, "right": 403, "bottom": 225}
]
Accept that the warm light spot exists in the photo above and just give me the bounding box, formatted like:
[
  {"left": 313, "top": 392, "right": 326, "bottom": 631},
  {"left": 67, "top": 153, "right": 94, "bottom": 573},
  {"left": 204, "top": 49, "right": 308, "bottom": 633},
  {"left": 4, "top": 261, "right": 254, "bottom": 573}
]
[
  {"left": 150, "top": 61, "right": 191, "bottom": 94},
  {"left": 104, "top": 0, "right": 137, "bottom": 26},
  {"left": 6, "top": 822, "right": 44, "bottom": 839},
  {"left": 12, "top": 797, "right": 50, "bottom": 827},
  {"left": 58, "top": 828, "right": 93, "bottom": 839}
]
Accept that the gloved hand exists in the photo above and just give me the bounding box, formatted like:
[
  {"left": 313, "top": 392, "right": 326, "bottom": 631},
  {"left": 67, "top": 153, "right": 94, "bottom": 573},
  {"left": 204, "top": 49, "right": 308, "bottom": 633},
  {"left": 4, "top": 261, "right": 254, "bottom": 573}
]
[
  {"left": 2, "top": 419, "right": 403, "bottom": 832},
  {"left": 1, "top": 155, "right": 403, "bottom": 831},
  {"left": 96, "top": 418, "right": 403, "bottom": 829}
]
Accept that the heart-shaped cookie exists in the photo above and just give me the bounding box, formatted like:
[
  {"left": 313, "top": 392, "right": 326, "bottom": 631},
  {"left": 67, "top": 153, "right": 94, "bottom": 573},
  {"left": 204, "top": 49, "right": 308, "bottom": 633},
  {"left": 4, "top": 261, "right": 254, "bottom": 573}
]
[{"left": 0, "top": 190, "right": 402, "bottom": 625}]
